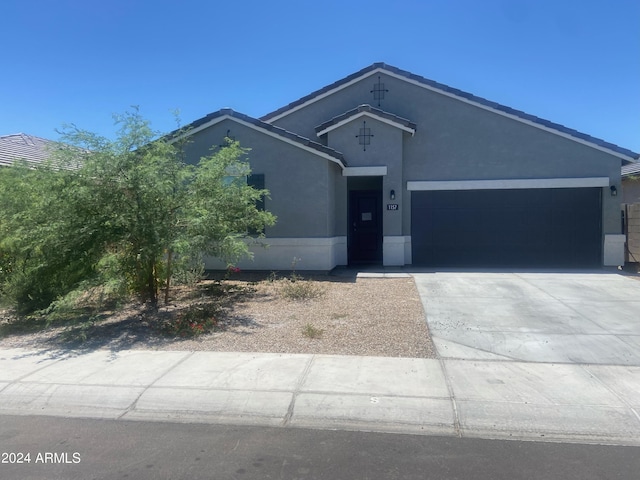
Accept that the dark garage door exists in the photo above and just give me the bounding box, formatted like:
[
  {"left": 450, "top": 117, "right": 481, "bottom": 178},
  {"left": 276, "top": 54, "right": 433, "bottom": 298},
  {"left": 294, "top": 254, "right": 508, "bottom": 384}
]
[{"left": 411, "top": 188, "right": 602, "bottom": 267}]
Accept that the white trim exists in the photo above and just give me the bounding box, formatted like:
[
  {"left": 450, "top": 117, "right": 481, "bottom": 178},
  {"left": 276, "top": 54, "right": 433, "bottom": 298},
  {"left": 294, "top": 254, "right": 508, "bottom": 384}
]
[
  {"left": 404, "top": 235, "right": 412, "bottom": 265},
  {"left": 407, "top": 177, "right": 610, "bottom": 191},
  {"left": 266, "top": 70, "right": 381, "bottom": 123},
  {"left": 266, "top": 67, "right": 635, "bottom": 162},
  {"left": 203, "top": 236, "right": 347, "bottom": 271},
  {"left": 383, "top": 236, "right": 411, "bottom": 266},
  {"left": 316, "top": 111, "right": 415, "bottom": 137},
  {"left": 170, "top": 115, "right": 346, "bottom": 169},
  {"left": 604, "top": 234, "right": 625, "bottom": 266},
  {"left": 342, "top": 166, "right": 387, "bottom": 177}
]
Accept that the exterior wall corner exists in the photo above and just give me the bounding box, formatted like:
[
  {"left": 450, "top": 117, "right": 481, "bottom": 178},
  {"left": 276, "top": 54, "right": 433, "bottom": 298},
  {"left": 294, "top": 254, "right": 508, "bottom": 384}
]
[
  {"left": 603, "top": 234, "right": 626, "bottom": 266},
  {"left": 383, "top": 235, "right": 411, "bottom": 266}
]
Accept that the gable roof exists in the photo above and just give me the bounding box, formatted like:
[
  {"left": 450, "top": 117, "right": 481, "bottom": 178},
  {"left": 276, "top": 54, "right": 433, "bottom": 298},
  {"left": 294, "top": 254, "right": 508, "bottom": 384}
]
[
  {"left": 262, "top": 62, "right": 639, "bottom": 162},
  {"left": 0, "top": 133, "right": 58, "bottom": 168},
  {"left": 170, "top": 108, "right": 346, "bottom": 167},
  {"left": 622, "top": 162, "right": 640, "bottom": 178},
  {"left": 315, "top": 104, "right": 416, "bottom": 137}
]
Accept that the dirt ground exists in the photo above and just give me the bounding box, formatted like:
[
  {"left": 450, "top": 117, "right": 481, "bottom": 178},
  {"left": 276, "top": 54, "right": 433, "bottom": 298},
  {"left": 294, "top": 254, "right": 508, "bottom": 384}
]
[{"left": 0, "top": 272, "right": 437, "bottom": 359}]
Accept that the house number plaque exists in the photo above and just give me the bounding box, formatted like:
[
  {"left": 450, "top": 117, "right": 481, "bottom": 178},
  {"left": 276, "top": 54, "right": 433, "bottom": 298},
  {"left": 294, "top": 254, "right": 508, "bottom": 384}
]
[{"left": 387, "top": 204, "right": 399, "bottom": 211}]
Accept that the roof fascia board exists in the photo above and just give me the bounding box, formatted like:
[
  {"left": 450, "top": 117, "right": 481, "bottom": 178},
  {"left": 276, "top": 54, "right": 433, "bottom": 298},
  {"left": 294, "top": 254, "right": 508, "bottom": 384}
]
[
  {"left": 266, "top": 69, "right": 382, "bottom": 123},
  {"left": 169, "top": 115, "right": 345, "bottom": 168},
  {"left": 407, "top": 177, "right": 611, "bottom": 191},
  {"left": 168, "top": 117, "right": 225, "bottom": 143},
  {"left": 317, "top": 111, "right": 415, "bottom": 137},
  {"left": 269, "top": 66, "right": 635, "bottom": 162}
]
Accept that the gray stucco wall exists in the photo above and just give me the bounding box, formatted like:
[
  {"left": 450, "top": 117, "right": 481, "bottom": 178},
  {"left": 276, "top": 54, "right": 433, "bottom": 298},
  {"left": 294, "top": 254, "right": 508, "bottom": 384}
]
[
  {"left": 325, "top": 117, "right": 404, "bottom": 237},
  {"left": 182, "top": 118, "right": 341, "bottom": 238},
  {"left": 331, "top": 166, "right": 348, "bottom": 237},
  {"left": 272, "top": 71, "right": 624, "bottom": 237}
]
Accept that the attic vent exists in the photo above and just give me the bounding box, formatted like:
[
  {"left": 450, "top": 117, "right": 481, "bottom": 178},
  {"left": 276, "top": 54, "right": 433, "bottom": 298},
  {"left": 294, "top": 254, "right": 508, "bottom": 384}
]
[
  {"left": 219, "top": 129, "right": 235, "bottom": 148},
  {"left": 356, "top": 121, "right": 374, "bottom": 151},
  {"left": 370, "top": 76, "right": 389, "bottom": 107}
]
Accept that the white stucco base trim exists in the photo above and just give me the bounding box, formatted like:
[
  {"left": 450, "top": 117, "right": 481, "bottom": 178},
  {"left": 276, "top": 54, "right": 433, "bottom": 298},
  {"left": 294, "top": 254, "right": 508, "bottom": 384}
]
[
  {"left": 603, "top": 234, "right": 626, "bottom": 266},
  {"left": 404, "top": 236, "right": 412, "bottom": 265},
  {"left": 407, "top": 177, "right": 610, "bottom": 191},
  {"left": 204, "top": 237, "right": 348, "bottom": 271},
  {"left": 383, "top": 236, "right": 412, "bottom": 266}
]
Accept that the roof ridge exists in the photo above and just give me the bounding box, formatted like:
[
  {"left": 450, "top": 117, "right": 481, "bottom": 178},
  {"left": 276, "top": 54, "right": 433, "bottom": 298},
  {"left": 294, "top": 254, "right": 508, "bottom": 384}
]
[
  {"left": 260, "top": 63, "right": 381, "bottom": 122},
  {"left": 1, "top": 133, "right": 57, "bottom": 143},
  {"left": 0, "top": 132, "right": 27, "bottom": 138}
]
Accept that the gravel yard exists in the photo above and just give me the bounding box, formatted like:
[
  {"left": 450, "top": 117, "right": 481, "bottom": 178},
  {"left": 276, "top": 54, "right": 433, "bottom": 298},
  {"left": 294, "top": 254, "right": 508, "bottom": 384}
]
[{"left": 0, "top": 273, "right": 436, "bottom": 358}]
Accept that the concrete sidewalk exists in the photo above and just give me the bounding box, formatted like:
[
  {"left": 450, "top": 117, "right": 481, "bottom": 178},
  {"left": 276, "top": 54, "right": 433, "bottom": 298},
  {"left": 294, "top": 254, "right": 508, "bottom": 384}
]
[{"left": 1, "top": 347, "right": 639, "bottom": 446}]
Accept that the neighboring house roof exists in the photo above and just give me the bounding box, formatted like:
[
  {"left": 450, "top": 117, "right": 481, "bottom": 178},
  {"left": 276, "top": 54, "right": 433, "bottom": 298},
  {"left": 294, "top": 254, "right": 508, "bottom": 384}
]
[
  {"left": 170, "top": 108, "right": 346, "bottom": 167},
  {"left": 0, "top": 133, "right": 57, "bottom": 168},
  {"left": 262, "top": 62, "right": 639, "bottom": 162},
  {"left": 315, "top": 104, "right": 417, "bottom": 137},
  {"left": 622, "top": 162, "right": 640, "bottom": 178}
]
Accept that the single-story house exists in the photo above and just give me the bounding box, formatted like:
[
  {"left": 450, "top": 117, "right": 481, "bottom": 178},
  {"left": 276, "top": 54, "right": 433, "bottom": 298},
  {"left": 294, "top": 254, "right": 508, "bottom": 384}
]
[{"left": 168, "top": 64, "right": 640, "bottom": 270}]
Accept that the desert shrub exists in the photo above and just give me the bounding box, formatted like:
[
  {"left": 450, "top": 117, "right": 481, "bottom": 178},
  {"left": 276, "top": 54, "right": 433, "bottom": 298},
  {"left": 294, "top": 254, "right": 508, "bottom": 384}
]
[
  {"left": 0, "top": 110, "right": 275, "bottom": 313},
  {"left": 161, "top": 303, "right": 219, "bottom": 337},
  {"left": 279, "top": 274, "right": 325, "bottom": 301},
  {"left": 302, "top": 323, "right": 324, "bottom": 339}
]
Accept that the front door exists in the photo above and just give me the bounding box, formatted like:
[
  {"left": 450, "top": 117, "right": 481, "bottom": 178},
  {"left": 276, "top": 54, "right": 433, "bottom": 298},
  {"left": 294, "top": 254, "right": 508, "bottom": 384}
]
[{"left": 349, "top": 190, "right": 383, "bottom": 264}]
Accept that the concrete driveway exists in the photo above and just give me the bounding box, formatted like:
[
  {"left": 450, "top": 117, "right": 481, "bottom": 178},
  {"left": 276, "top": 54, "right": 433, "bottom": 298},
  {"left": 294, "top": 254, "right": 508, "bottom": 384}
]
[{"left": 413, "top": 271, "right": 640, "bottom": 365}]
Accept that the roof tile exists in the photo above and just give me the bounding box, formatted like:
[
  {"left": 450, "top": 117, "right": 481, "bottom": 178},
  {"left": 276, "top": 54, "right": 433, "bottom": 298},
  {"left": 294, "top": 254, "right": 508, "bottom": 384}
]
[
  {"left": 622, "top": 162, "right": 640, "bottom": 177},
  {"left": 0, "top": 133, "right": 59, "bottom": 168}
]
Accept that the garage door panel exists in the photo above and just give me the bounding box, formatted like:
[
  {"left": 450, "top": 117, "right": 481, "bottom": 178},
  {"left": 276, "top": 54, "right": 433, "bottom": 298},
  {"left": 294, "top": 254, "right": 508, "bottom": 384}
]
[{"left": 411, "top": 188, "right": 602, "bottom": 267}]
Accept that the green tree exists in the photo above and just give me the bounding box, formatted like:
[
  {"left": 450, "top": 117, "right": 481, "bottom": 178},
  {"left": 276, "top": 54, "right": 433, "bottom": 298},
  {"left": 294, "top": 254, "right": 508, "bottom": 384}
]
[{"left": 0, "top": 109, "right": 275, "bottom": 312}]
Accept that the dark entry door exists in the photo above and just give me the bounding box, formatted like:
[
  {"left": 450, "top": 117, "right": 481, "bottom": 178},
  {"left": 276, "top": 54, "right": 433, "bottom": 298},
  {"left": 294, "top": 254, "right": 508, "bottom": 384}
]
[{"left": 349, "top": 190, "right": 382, "bottom": 264}]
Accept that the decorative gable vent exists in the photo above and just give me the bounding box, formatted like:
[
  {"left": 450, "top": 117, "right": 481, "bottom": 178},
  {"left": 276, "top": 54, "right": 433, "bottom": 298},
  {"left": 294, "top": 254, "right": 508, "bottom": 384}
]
[
  {"left": 356, "top": 121, "right": 374, "bottom": 151},
  {"left": 370, "top": 76, "right": 389, "bottom": 107}
]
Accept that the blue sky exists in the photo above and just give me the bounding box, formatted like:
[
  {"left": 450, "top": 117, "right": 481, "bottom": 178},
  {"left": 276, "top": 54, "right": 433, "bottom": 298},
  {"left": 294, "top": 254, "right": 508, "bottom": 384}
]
[{"left": 2, "top": 0, "right": 639, "bottom": 153}]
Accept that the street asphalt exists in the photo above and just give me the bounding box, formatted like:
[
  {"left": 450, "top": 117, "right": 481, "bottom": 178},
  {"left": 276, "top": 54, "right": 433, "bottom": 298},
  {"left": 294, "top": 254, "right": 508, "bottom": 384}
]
[
  {"left": 1, "top": 270, "right": 639, "bottom": 446},
  {"left": 4, "top": 416, "right": 640, "bottom": 480}
]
